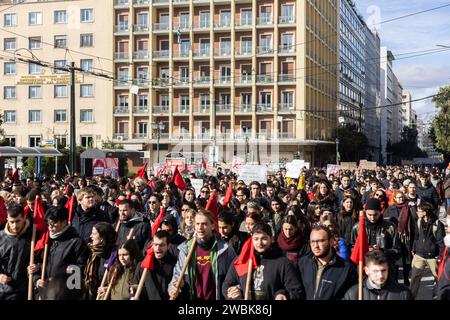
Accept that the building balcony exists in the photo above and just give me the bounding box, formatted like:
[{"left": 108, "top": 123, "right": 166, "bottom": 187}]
[
  {"left": 235, "top": 47, "right": 252, "bottom": 57},
  {"left": 114, "top": 0, "right": 129, "bottom": 7},
  {"left": 278, "top": 45, "right": 296, "bottom": 54},
  {"left": 278, "top": 74, "right": 295, "bottom": 83},
  {"left": 214, "top": 48, "right": 231, "bottom": 57},
  {"left": 193, "top": 0, "right": 209, "bottom": 4},
  {"left": 278, "top": 16, "right": 295, "bottom": 25},
  {"left": 236, "top": 19, "right": 252, "bottom": 28},
  {"left": 114, "top": 25, "right": 129, "bottom": 34},
  {"left": 194, "top": 21, "right": 210, "bottom": 29},
  {"left": 173, "top": 78, "right": 189, "bottom": 87},
  {"left": 152, "top": 0, "right": 169, "bottom": 5},
  {"left": 256, "top": 104, "right": 273, "bottom": 112},
  {"left": 278, "top": 103, "right": 294, "bottom": 112},
  {"left": 194, "top": 132, "right": 210, "bottom": 140},
  {"left": 215, "top": 76, "right": 231, "bottom": 85},
  {"left": 277, "top": 132, "right": 295, "bottom": 139},
  {"left": 114, "top": 106, "right": 129, "bottom": 114},
  {"left": 235, "top": 131, "right": 252, "bottom": 139},
  {"left": 175, "top": 107, "right": 190, "bottom": 114},
  {"left": 114, "top": 79, "right": 129, "bottom": 88},
  {"left": 153, "top": 50, "right": 169, "bottom": 59},
  {"left": 194, "top": 48, "right": 210, "bottom": 58},
  {"left": 173, "top": 131, "right": 190, "bottom": 139},
  {"left": 256, "top": 46, "right": 273, "bottom": 55},
  {"left": 153, "top": 23, "right": 169, "bottom": 31},
  {"left": 174, "top": 51, "right": 190, "bottom": 59},
  {"left": 133, "top": 106, "right": 148, "bottom": 114},
  {"left": 173, "top": 22, "right": 190, "bottom": 30},
  {"left": 133, "top": 133, "right": 148, "bottom": 139},
  {"left": 194, "top": 76, "right": 211, "bottom": 85},
  {"left": 133, "top": 0, "right": 150, "bottom": 6},
  {"left": 256, "top": 74, "right": 273, "bottom": 83},
  {"left": 133, "top": 51, "right": 149, "bottom": 60},
  {"left": 238, "top": 74, "right": 252, "bottom": 84},
  {"left": 214, "top": 20, "right": 231, "bottom": 29},
  {"left": 152, "top": 105, "right": 169, "bottom": 114},
  {"left": 113, "top": 133, "right": 129, "bottom": 140},
  {"left": 257, "top": 14, "right": 273, "bottom": 25},
  {"left": 114, "top": 52, "right": 129, "bottom": 60},
  {"left": 216, "top": 104, "right": 231, "bottom": 113},
  {"left": 134, "top": 24, "right": 149, "bottom": 32},
  {"left": 172, "top": 0, "right": 189, "bottom": 6},
  {"left": 153, "top": 78, "right": 169, "bottom": 87},
  {"left": 132, "top": 79, "right": 149, "bottom": 87},
  {"left": 197, "top": 106, "right": 210, "bottom": 113},
  {"left": 239, "top": 104, "right": 252, "bottom": 113}
]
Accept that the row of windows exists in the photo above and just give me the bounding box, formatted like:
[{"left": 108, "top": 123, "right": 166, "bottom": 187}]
[
  {"left": 3, "top": 9, "right": 94, "bottom": 27},
  {"left": 2, "top": 85, "right": 94, "bottom": 99},
  {"left": 2, "top": 33, "right": 94, "bottom": 51},
  {"left": 3, "top": 135, "right": 93, "bottom": 148},
  {"left": 3, "top": 59, "right": 94, "bottom": 74},
  {"left": 3, "top": 109, "right": 94, "bottom": 123}
]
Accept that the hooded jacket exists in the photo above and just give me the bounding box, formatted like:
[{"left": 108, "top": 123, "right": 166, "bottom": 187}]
[
  {"left": 343, "top": 277, "right": 413, "bottom": 300},
  {"left": 0, "top": 220, "right": 32, "bottom": 300},
  {"left": 222, "top": 244, "right": 304, "bottom": 300},
  {"left": 412, "top": 218, "right": 445, "bottom": 259},
  {"left": 114, "top": 212, "right": 150, "bottom": 251},
  {"left": 416, "top": 182, "right": 439, "bottom": 210},
  {"left": 71, "top": 204, "right": 110, "bottom": 243}
]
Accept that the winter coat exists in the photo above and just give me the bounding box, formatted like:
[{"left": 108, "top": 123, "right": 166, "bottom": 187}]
[
  {"left": 132, "top": 252, "right": 177, "bottom": 300},
  {"left": 222, "top": 245, "right": 304, "bottom": 300},
  {"left": 384, "top": 205, "right": 415, "bottom": 265},
  {"left": 338, "top": 211, "right": 356, "bottom": 246},
  {"left": 71, "top": 205, "right": 110, "bottom": 243},
  {"left": 438, "top": 251, "right": 450, "bottom": 300},
  {"left": 297, "top": 252, "right": 358, "bottom": 300},
  {"left": 412, "top": 218, "right": 445, "bottom": 259},
  {"left": 416, "top": 182, "right": 439, "bottom": 211},
  {"left": 0, "top": 222, "right": 32, "bottom": 300},
  {"left": 343, "top": 278, "right": 414, "bottom": 300},
  {"left": 114, "top": 212, "right": 151, "bottom": 251},
  {"left": 444, "top": 174, "right": 450, "bottom": 199}
]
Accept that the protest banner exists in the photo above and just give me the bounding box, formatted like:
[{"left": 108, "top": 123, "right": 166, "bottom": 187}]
[
  {"left": 326, "top": 164, "right": 341, "bottom": 177},
  {"left": 238, "top": 165, "right": 268, "bottom": 185},
  {"left": 190, "top": 179, "right": 204, "bottom": 197},
  {"left": 285, "top": 160, "right": 304, "bottom": 178},
  {"left": 340, "top": 162, "right": 358, "bottom": 170},
  {"left": 166, "top": 158, "right": 185, "bottom": 173}
]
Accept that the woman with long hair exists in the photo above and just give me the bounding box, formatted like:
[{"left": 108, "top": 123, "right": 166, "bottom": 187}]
[
  {"left": 277, "top": 215, "right": 309, "bottom": 264},
  {"left": 338, "top": 197, "right": 358, "bottom": 247},
  {"left": 371, "top": 188, "right": 388, "bottom": 214},
  {"left": 179, "top": 208, "right": 196, "bottom": 240},
  {"left": 313, "top": 181, "right": 338, "bottom": 213}
]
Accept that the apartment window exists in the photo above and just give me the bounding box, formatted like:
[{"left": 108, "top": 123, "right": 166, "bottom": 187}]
[
  {"left": 179, "top": 67, "right": 189, "bottom": 82},
  {"left": 80, "top": 109, "right": 93, "bottom": 122},
  {"left": 4, "top": 136, "right": 16, "bottom": 147},
  {"left": 136, "top": 13, "right": 148, "bottom": 27},
  {"left": 137, "top": 67, "right": 148, "bottom": 80},
  {"left": 219, "top": 10, "right": 231, "bottom": 27},
  {"left": 4, "top": 111, "right": 16, "bottom": 123},
  {"left": 199, "top": 94, "right": 210, "bottom": 107},
  {"left": 138, "top": 95, "right": 148, "bottom": 107},
  {"left": 179, "top": 12, "right": 189, "bottom": 29},
  {"left": 241, "top": 37, "right": 252, "bottom": 54},
  {"left": 180, "top": 95, "right": 189, "bottom": 112},
  {"left": 281, "top": 4, "right": 294, "bottom": 18},
  {"left": 160, "top": 95, "right": 169, "bottom": 106},
  {"left": 240, "top": 9, "right": 252, "bottom": 25},
  {"left": 260, "top": 92, "right": 272, "bottom": 105},
  {"left": 81, "top": 136, "right": 93, "bottom": 148},
  {"left": 4, "top": 62, "right": 16, "bottom": 75},
  {"left": 29, "top": 136, "right": 41, "bottom": 147},
  {"left": 28, "top": 63, "right": 42, "bottom": 75},
  {"left": 281, "top": 91, "right": 294, "bottom": 108},
  {"left": 80, "top": 59, "right": 93, "bottom": 72},
  {"left": 80, "top": 9, "right": 94, "bottom": 22},
  {"left": 54, "top": 60, "right": 67, "bottom": 73},
  {"left": 260, "top": 34, "right": 272, "bottom": 51},
  {"left": 4, "top": 86, "right": 16, "bottom": 99},
  {"left": 4, "top": 38, "right": 16, "bottom": 50},
  {"left": 199, "top": 39, "right": 210, "bottom": 55},
  {"left": 280, "top": 33, "right": 294, "bottom": 50},
  {"left": 29, "top": 110, "right": 42, "bottom": 123},
  {"left": 118, "top": 95, "right": 128, "bottom": 107},
  {"left": 28, "top": 86, "right": 42, "bottom": 99},
  {"left": 28, "top": 12, "right": 42, "bottom": 25},
  {"left": 199, "top": 11, "right": 210, "bottom": 28},
  {"left": 54, "top": 35, "right": 67, "bottom": 48},
  {"left": 54, "top": 110, "right": 67, "bottom": 122},
  {"left": 55, "top": 135, "right": 67, "bottom": 148},
  {"left": 80, "top": 34, "right": 94, "bottom": 47},
  {"left": 54, "top": 10, "right": 67, "bottom": 23},
  {"left": 54, "top": 85, "right": 67, "bottom": 97},
  {"left": 4, "top": 13, "right": 17, "bottom": 27},
  {"left": 137, "top": 122, "right": 148, "bottom": 135},
  {"left": 80, "top": 84, "right": 94, "bottom": 97},
  {"left": 220, "top": 38, "right": 231, "bottom": 55},
  {"left": 179, "top": 40, "right": 190, "bottom": 56},
  {"left": 29, "top": 36, "right": 42, "bottom": 49}
]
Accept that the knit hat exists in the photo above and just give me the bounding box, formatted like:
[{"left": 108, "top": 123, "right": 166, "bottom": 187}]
[{"left": 366, "top": 198, "right": 381, "bottom": 211}]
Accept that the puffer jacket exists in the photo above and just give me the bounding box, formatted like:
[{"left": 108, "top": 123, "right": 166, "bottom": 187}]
[
  {"left": 71, "top": 205, "right": 110, "bottom": 243},
  {"left": 412, "top": 218, "right": 445, "bottom": 259}
]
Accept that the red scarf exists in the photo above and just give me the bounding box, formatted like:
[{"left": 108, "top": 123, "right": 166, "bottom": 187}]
[
  {"left": 277, "top": 229, "right": 303, "bottom": 252},
  {"left": 396, "top": 202, "right": 411, "bottom": 242}
]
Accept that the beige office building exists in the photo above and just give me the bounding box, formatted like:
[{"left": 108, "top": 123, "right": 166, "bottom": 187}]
[{"left": 0, "top": 0, "right": 113, "bottom": 149}]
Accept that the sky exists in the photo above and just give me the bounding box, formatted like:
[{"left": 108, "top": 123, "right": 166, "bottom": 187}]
[{"left": 354, "top": 0, "right": 450, "bottom": 124}]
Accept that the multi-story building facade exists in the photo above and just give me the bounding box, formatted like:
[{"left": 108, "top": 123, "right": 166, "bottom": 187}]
[
  {"left": 402, "top": 90, "right": 416, "bottom": 128},
  {"left": 0, "top": 0, "right": 114, "bottom": 148},
  {"left": 391, "top": 77, "right": 404, "bottom": 144},
  {"left": 112, "top": 0, "right": 338, "bottom": 166}
]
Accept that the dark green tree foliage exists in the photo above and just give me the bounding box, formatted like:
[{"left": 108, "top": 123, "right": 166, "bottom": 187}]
[
  {"left": 390, "top": 126, "right": 427, "bottom": 162},
  {"left": 335, "top": 124, "right": 368, "bottom": 161},
  {"left": 431, "top": 85, "right": 450, "bottom": 156}
]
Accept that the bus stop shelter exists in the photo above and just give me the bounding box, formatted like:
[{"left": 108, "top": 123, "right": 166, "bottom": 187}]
[{"left": 80, "top": 148, "right": 144, "bottom": 176}]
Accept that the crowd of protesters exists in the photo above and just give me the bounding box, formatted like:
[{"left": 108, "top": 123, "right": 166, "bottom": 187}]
[{"left": 0, "top": 162, "right": 449, "bottom": 301}]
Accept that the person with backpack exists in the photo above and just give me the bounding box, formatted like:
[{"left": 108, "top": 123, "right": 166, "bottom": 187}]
[{"left": 410, "top": 202, "right": 445, "bottom": 298}]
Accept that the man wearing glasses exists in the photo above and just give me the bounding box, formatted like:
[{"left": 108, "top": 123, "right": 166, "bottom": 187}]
[{"left": 297, "top": 225, "right": 357, "bottom": 300}]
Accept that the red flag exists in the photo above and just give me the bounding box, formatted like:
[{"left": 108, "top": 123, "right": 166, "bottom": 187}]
[
  {"left": 126, "top": 192, "right": 132, "bottom": 200},
  {"left": 222, "top": 182, "right": 233, "bottom": 207},
  {"left": 34, "top": 230, "right": 49, "bottom": 252},
  {"left": 33, "top": 196, "right": 46, "bottom": 233},
  {"left": 350, "top": 214, "right": 369, "bottom": 265},
  {"left": 151, "top": 207, "right": 165, "bottom": 237},
  {"left": 115, "top": 199, "right": 121, "bottom": 206},
  {"left": 172, "top": 165, "right": 186, "bottom": 191},
  {"left": 136, "top": 162, "right": 148, "bottom": 180},
  {"left": 147, "top": 179, "right": 155, "bottom": 190},
  {"left": 24, "top": 205, "right": 31, "bottom": 219},
  {"left": 64, "top": 184, "right": 70, "bottom": 196},
  {"left": 141, "top": 244, "right": 155, "bottom": 270},
  {"left": 234, "top": 237, "right": 258, "bottom": 277},
  {"left": 205, "top": 190, "right": 218, "bottom": 226},
  {"left": 12, "top": 168, "right": 19, "bottom": 183},
  {"left": 438, "top": 247, "right": 448, "bottom": 280},
  {"left": 0, "top": 196, "right": 7, "bottom": 225},
  {"left": 65, "top": 194, "right": 76, "bottom": 224}
]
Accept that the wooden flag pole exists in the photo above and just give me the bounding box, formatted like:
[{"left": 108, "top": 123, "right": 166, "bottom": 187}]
[
  {"left": 102, "top": 271, "right": 117, "bottom": 300},
  {"left": 244, "top": 258, "right": 253, "bottom": 300},
  {"left": 40, "top": 244, "right": 49, "bottom": 281},
  {"left": 358, "top": 261, "right": 363, "bottom": 300},
  {"left": 115, "top": 221, "right": 121, "bottom": 232},
  {"left": 96, "top": 271, "right": 109, "bottom": 300},
  {"left": 170, "top": 237, "right": 196, "bottom": 300},
  {"left": 133, "top": 268, "right": 149, "bottom": 300},
  {"left": 126, "top": 228, "right": 134, "bottom": 240},
  {"left": 27, "top": 224, "right": 37, "bottom": 300}
]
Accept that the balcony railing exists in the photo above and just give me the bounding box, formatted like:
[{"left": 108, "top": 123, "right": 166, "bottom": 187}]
[
  {"left": 194, "top": 76, "right": 210, "bottom": 84},
  {"left": 237, "top": 18, "right": 252, "bottom": 27},
  {"left": 174, "top": 78, "right": 189, "bottom": 86},
  {"left": 256, "top": 104, "right": 273, "bottom": 112},
  {"left": 215, "top": 20, "right": 231, "bottom": 28},
  {"left": 278, "top": 74, "right": 295, "bottom": 82},
  {"left": 215, "top": 48, "right": 231, "bottom": 56},
  {"left": 134, "top": 24, "right": 149, "bottom": 32},
  {"left": 199, "top": 105, "right": 210, "bottom": 113},
  {"left": 153, "top": 23, "right": 169, "bottom": 31},
  {"left": 174, "top": 22, "right": 190, "bottom": 30},
  {"left": 175, "top": 50, "right": 190, "bottom": 58},
  {"left": 177, "top": 107, "right": 190, "bottom": 113},
  {"left": 256, "top": 74, "right": 273, "bottom": 83},
  {"left": 153, "top": 50, "right": 169, "bottom": 58},
  {"left": 216, "top": 104, "right": 231, "bottom": 112},
  {"left": 134, "top": 132, "right": 148, "bottom": 139},
  {"left": 236, "top": 47, "right": 252, "bottom": 56},
  {"left": 257, "top": 14, "right": 272, "bottom": 25},
  {"left": 173, "top": 0, "right": 189, "bottom": 4},
  {"left": 239, "top": 74, "right": 252, "bottom": 83},
  {"left": 114, "top": 106, "right": 129, "bottom": 114},
  {"left": 134, "top": 106, "right": 148, "bottom": 114},
  {"left": 240, "top": 104, "right": 252, "bottom": 112},
  {"left": 114, "top": 25, "right": 129, "bottom": 33},
  {"left": 133, "top": 51, "right": 149, "bottom": 59},
  {"left": 153, "top": 0, "right": 169, "bottom": 4},
  {"left": 196, "top": 21, "right": 210, "bottom": 29},
  {"left": 133, "top": 79, "right": 148, "bottom": 87},
  {"left": 279, "top": 44, "right": 295, "bottom": 53},
  {"left": 152, "top": 105, "right": 169, "bottom": 114},
  {"left": 113, "top": 133, "right": 129, "bottom": 140},
  {"left": 194, "top": 48, "right": 210, "bottom": 57},
  {"left": 153, "top": 78, "right": 169, "bottom": 86},
  {"left": 114, "top": 52, "right": 129, "bottom": 60},
  {"left": 195, "top": 132, "right": 210, "bottom": 139},
  {"left": 216, "top": 76, "right": 231, "bottom": 84},
  {"left": 278, "top": 132, "right": 295, "bottom": 139},
  {"left": 278, "top": 103, "right": 294, "bottom": 111},
  {"left": 279, "top": 16, "right": 295, "bottom": 24},
  {"left": 134, "top": 0, "right": 150, "bottom": 5},
  {"left": 114, "top": 0, "right": 129, "bottom": 6},
  {"left": 114, "top": 79, "right": 129, "bottom": 87},
  {"left": 257, "top": 46, "right": 273, "bottom": 54}
]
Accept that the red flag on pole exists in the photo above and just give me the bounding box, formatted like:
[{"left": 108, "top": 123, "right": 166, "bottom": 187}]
[
  {"left": 205, "top": 190, "right": 218, "bottom": 226},
  {"left": 234, "top": 237, "right": 258, "bottom": 277},
  {"left": 65, "top": 194, "right": 76, "bottom": 224},
  {"left": 33, "top": 196, "right": 46, "bottom": 233},
  {"left": 350, "top": 214, "right": 369, "bottom": 265},
  {"left": 151, "top": 207, "right": 165, "bottom": 237},
  {"left": 222, "top": 182, "right": 233, "bottom": 207},
  {"left": 141, "top": 244, "right": 155, "bottom": 270},
  {"left": 438, "top": 247, "right": 448, "bottom": 280},
  {"left": 34, "top": 230, "right": 49, "bottom": 252},
  {"left": 172, "top": 165, "right": 186, "bottom": 191},
  {"left": 12, "top": 168, "right": 19, "bottom": 183},
  {"left": 135, "top": 162, "right": 148, "bottom": 180},
  {"left": 0, "top": 196, "right": 7, "bottom": 225}
]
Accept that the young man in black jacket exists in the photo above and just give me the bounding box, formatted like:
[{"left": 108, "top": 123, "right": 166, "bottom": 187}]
[
  {"left": 131, "top": 231, "right": 177, "bottom": 300},
  {"left": 437, "top": 210, "right": 450, "bottom": 300},
  {"left": 0, "top": 204, "right": 32, "bottom": 300},
  {"left": 298, "top": 225, "right": 357, "bottom": 300},
  {"left": 410, "top": 202, "right": 445, "bottom": 298},
  {"left": 222, "top": 222, "right": 303, "bottom": 300},
  {"left": 344, "top": 250, "right": 413, "bottom": 300}
]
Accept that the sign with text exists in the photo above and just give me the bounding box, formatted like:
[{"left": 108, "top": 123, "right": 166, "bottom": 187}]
[
  {"left": 190, "top": 179, "right": 204, "bottom": 197},
  {"left": 326, "top": 164, "right": 341, "bottom": 177},
  {"left": 166, "top": 158, "right": 186, "bottom": 173},
  {"left": 231, "top": 156, "right": 245, "bottom": 173},
  {"left": 285, "top": 160, "right": 305, "bottom": 178},
  {"left": 92, "top": 158, "right": 119, "bottom": 178},
  {"left": 359, "top": 160, "right": 377, "bottom": 170},
  {"left": 340, "top": 162, "right": 358, "bottom": 170},
  {"left": 17, "top": 74, "right": 84, "bottom": 85},
  {"left": 238, "top": 165, "right": 268, "bottom": 185}
]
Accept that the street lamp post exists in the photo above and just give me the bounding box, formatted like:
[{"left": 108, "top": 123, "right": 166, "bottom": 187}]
[
  {"left": 336, "top": 138, "right": 340, "bottom": 164},
  {"left": 243, "top": 126, "right": 249, "bottom": 163},
  {"left": 152, "top": 121, "right": 165, "bottom": 164}
]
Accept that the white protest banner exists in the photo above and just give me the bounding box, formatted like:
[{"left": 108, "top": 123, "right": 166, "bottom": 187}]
[
  {"left": 285, "top": 160, "right": 304, "bottom": 178},
  {"left": 304, "top": 162, "right": 310, "bottom": 169},
  {"left": 231, "top": 156, "right": 245, "bottom": 173},
  {"left": 190, "top": 179, "right": 204, "bottom": 197},
  {"left": 326, "top": 164, "right": 341, "bottom": 177},
  {"left": 238, "top": 165, "right": 268, "bottom": 185},
  {"left": 340, "top": 162, "right": 358, "bottom": 170}
]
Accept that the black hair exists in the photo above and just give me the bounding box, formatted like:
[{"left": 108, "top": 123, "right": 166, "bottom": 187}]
[
  {"left": 153, "top": 230, "right": 170, "bottom": 243},
  {"left": 45, "top": 206, "right": 69, "bottom": 223},
  {"left": 93, "top": 221, "right": 117, "bottom": 247},
  {"left": 218, "top": 212, "right": 235, "bottom": 225},
  {"left": 52, "top": 195, "right": 68, "bottom": 207},
  {"left": 119, "top": 199, "right": 134, "bottom": 209},
  {"left": 282, "top": 215, "right": 298, "bottom": 228},
  {"left": 7, "top": 203, "right": 24, "bottom": 218},
  {"left": 311, "top": 225, "right": 333, "bottom": 239},
  {"left": 365, "top": 249, "right": 388, "bottom": 266},
  {"left": 251, "top": 222, "right": 273, "bottom": 237},
  {"left": 417, "top": 201, "right": 434, "bottom": 217}
]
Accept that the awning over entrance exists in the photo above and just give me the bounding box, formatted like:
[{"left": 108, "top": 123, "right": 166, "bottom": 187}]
[
  {"left": 80, "top": 148, "right": 144, "bottom": 159},
  {"left": 0, "top": 147, "right": 63, "bottom": 157}
]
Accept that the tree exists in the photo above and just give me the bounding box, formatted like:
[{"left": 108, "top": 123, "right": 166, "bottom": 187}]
[
  {"left": 390, "top": 126, "right": 427, "bottom": 163},
  {"left": 431, "top": 84, "right": 450, "bottom": 155},
  {"left": 335, "top": 124, "right": 368, "bottom": 162},
  {"left": 429, "top": 126, "right": 450, "bottom": 163}
]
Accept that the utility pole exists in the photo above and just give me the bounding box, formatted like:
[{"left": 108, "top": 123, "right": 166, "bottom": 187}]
[{"left": 70, "top": 62, "right": 76, "bottom": 175}]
